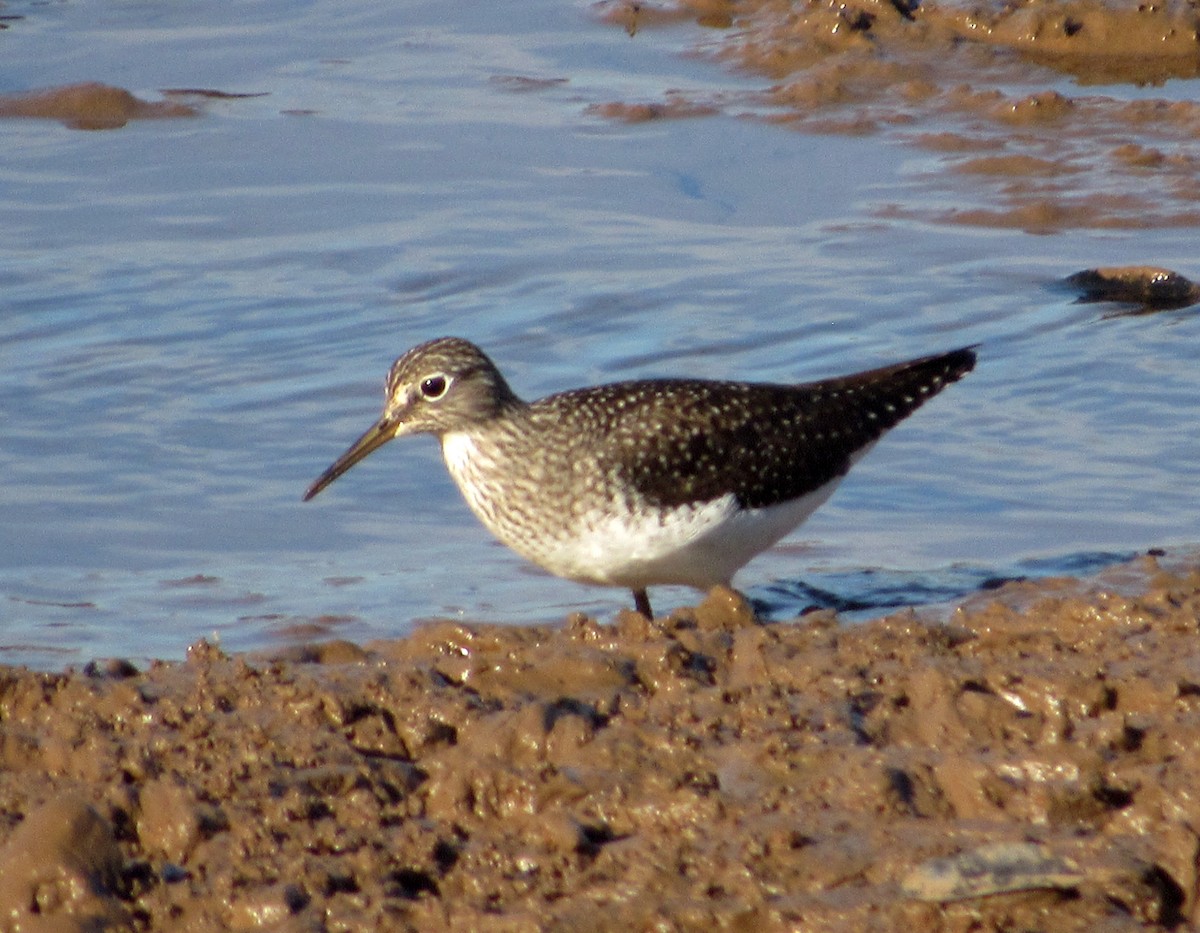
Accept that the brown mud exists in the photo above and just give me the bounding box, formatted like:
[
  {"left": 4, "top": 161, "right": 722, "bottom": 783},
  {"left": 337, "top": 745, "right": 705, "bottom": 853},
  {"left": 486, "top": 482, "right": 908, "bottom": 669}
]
[
  {"left": 594, "top": 0, "right": 1200, "bottom": 231},
  {"left": 1065, "top": 265, "right": 1200, "bottom": 312},
  {"left": 3, "top": 551, "right": 1200, "bottom": 930},
  {"left": 0, "top": 83, "right": 266, "bottom": 130},
  {"left": 0, "top": 83, "right": 197, "bottom": 130}
]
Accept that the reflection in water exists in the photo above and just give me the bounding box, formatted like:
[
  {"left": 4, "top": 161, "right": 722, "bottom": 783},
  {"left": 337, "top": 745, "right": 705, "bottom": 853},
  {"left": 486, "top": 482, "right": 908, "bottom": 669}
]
[{"left": 754, "top": 550, "right": 1135, "bottom": 619}]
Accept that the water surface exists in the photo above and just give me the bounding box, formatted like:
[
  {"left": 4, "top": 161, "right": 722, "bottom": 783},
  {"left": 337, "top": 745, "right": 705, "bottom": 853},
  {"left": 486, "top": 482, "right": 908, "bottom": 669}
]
[{"left": 2, "top": 0, "right": 1198, "bottom": 667}]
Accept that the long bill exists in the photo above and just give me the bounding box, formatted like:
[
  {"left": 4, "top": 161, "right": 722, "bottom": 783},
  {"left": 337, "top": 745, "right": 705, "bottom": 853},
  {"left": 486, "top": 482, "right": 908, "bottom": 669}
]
[{"left": 303, "top": 416, "right": 397, "bottom": 501}]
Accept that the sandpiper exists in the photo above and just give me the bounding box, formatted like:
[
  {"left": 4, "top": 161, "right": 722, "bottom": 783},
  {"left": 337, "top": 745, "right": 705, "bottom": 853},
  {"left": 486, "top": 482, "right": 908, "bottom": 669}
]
[{"left": 305, "top": 337, "right": 976, "bottom": 617}]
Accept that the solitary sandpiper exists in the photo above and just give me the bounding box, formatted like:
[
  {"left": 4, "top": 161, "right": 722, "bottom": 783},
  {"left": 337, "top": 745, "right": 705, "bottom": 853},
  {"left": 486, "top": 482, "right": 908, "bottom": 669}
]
[{"left": 305, "top": 337, "right": 976, "bottom": 617}]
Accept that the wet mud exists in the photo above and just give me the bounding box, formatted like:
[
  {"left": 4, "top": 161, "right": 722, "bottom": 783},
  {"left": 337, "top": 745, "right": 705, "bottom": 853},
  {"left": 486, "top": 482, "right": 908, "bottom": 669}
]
[
  {"left": 0, "top": 83, "right": 197, "bottom": 130},
  {"left": 0, "top": 83, "right": 267, "bottom": 130},
  {"left": 3, "top": 552, "right": 1200, "bottom": 930},
  {"left": 594, "top": 0, "right": 1200, "bottom": 231},
  {"left": 1065, "top": 265, "right": 1200, "bottom": 313}
]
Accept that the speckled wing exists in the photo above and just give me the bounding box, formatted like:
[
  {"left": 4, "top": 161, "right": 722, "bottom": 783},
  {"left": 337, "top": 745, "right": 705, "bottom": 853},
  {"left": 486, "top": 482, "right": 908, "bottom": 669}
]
[{"left": 605, "top": 346, "right": 977, "bottom": 511}]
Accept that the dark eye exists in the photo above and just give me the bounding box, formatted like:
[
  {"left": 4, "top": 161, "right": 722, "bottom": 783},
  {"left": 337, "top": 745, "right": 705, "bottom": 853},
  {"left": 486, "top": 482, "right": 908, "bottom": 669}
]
[{"left": 420, "top": 375, "right": 448, "bottom": 399}]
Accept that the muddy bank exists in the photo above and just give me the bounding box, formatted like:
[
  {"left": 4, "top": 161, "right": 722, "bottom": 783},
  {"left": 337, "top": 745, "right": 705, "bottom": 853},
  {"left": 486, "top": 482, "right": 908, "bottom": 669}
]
[
  {"left": 595, "top": 0, "right": 1200, "bottom": 231},
  {"left": 2, "top": 551, "right": 1199, "bottom": 930}
]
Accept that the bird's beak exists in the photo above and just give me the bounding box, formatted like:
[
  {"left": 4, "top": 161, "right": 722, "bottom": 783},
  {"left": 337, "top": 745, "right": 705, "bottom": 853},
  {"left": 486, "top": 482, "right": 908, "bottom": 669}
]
[{"left": 303, "top": 415, "right": 398, "bottom": 501}]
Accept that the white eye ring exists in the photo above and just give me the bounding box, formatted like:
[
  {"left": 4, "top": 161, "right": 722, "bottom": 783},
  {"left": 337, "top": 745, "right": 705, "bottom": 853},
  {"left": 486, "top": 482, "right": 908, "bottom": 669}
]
[{"left": 420, "top": 374, "right": 449, "bottom": 400}]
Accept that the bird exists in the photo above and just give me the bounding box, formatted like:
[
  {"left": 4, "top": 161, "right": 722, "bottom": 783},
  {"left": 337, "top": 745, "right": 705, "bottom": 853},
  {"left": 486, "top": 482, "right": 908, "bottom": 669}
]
[{"left": 304, "top": 337, "right": 976, "bottom": 618}]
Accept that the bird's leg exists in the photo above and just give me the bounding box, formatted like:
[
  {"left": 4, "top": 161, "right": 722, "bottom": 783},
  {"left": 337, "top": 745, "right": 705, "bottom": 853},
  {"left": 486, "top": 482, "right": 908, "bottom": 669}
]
[{"left": 632, "top": 589, "right": 653, "bottom": 618}]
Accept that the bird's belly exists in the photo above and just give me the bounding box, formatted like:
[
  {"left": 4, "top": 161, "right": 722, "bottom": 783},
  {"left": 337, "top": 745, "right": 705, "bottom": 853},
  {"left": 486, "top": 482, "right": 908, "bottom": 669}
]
[{"left": 538, "top": 479, "right": 842, "bottom": 589}]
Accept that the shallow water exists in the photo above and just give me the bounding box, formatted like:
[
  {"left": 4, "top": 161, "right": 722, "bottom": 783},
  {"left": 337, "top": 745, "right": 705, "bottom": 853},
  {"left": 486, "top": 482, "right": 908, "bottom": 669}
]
[{"left": 2, "top": 0, "right": 1199, "bottom": 668}]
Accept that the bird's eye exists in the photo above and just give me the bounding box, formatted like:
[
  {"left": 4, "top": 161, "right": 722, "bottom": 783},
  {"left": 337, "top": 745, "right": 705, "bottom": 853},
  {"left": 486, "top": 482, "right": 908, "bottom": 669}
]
[{"left": 420, "top": 375, "right": 448, "bottom": 399}]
